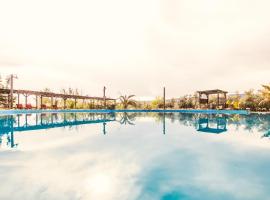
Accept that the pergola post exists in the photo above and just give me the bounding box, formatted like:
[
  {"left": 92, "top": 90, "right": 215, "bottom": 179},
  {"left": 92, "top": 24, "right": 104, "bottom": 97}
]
[
  {"left": 7, "top": 94, "right": 10, "bottom": 108},
  {"left": 51, "top": 96, "right": 53, "bottom": 108},
  {"left": 25, "top": 94, "right": 28, "bottom": 105},
  {"left": 17, "top": 94, "right": 20, "bottom": 105},
  {"left": 224, "top": 92, "right": 227, "bottom": 108},
  {"left": 217, "top": 93, "right": 220, "bottom": 109},
  {"left": 36, "top": 95, "right": 38, "bottom": 109},
  {"left": 206, "top": 94, "right": 209, "bottom": 109},
  {"left": 40, "top": 96, "right": 43, "bottom": 109},
  {"left": 198, "top": 92, "right": 201, "bottom": 109}
]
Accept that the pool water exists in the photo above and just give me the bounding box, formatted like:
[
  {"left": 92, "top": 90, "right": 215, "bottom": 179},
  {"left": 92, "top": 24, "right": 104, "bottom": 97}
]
[{"left": 0, "top": 112, "right": 269, "bottom": 200}]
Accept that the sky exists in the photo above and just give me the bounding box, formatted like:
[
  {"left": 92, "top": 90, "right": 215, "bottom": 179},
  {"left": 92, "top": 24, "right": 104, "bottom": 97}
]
[{"left": 0, "top": 0, "right": 269, "bottom": 99}]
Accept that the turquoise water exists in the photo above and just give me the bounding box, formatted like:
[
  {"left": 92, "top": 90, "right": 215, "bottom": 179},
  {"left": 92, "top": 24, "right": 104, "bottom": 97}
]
[{"left": 0, "top": 112, "right": 269, "bottom": 200}]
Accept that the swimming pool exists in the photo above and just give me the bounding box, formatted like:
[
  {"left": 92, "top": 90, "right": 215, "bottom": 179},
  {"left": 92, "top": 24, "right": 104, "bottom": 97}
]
[{"left": 0, "top": 112, "right": 269, "bottom": 200}]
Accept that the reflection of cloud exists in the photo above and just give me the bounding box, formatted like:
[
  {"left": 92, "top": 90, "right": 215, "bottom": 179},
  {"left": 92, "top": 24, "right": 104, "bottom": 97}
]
[{"left": 0, "top": 113, "right": 270, "bottom": 200}]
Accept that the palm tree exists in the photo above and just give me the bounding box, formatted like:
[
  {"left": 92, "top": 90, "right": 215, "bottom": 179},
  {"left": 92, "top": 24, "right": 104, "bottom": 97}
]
[
  {"left": 119, "top": 95, "right": 136, "bottom": 109},
  {"left": 60, "top": 88, "right": 67, "bottom": 95}
]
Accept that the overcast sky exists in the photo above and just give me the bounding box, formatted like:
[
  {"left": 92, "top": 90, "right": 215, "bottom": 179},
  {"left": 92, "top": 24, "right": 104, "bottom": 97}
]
[{"left": 0, "top": 0, "right": 269, "bottom": 98}]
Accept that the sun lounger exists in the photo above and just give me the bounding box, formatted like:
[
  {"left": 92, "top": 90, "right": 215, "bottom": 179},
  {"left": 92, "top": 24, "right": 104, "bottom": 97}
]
[
  {"left": 16, "top": 104, "right": 23, "bottom": 109},
  {"left": 25, "top": 104, "right": 32, "bottom": 109}
]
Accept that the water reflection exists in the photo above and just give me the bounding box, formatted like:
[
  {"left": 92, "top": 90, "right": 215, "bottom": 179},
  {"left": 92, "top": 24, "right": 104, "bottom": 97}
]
[
  {"left": 115, "top": 112, "right": 270, "bottom": 137},
  {"left": 0, "top": 113, "right": 116, "bottom": 148},
  {"left": 1, "top": 112, "right": 270, "bottom": 149},
  {"left": 196, "top": 116, "right": 227, "bottom": 134},
  {"left": 0, "top": 112, "right": 270, "bottom": 200},
  {"left": 117, "top": 112, "right": 136, "bottom": 125}
]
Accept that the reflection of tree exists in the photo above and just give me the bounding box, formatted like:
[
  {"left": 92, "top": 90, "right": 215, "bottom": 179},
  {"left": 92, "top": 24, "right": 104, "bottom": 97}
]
[
  {"left": 177, "top": 113, "right": 198, "bottom": 127},
  {"left": 0, "top": 116, "right": 17, "bottom": 148},
  {"left": 183, "top": 113, "right": 270, "bottom": 137},
  {"left": 118, "top": 112, "right": 136, "bottom": 125}
]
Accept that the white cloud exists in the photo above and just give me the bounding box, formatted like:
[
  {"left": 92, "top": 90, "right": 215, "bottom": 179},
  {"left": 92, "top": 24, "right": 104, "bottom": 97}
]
[{"left": 0, "top": 0, "right": 269, "bottom": 98}]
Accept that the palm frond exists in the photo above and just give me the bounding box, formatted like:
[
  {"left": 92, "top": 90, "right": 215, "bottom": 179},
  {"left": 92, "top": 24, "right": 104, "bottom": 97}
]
[{"left": 128, "top": 95, "right": 135, "bottom": 99}]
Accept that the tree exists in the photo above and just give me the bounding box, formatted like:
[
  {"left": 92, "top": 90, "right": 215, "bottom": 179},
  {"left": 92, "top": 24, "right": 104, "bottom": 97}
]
[
  {"left": 119, "top": 95, "right": 136, "bottom": 109},
  {"left": 151, "top": 97, "right": 163, "bottom": 109},
  {"left": 259, "top": 84, "right": 270, "bottom": 110},
  {"left": 178, "top": 95, "right": 194, "bottom": 109},
  {"left": 166, "top": 98, "right": 176, "bottom": 109},
  {"left": 0, "top": 75, "right": 6, "bottom": 107},
  {"left": 227, "top": 91, "right": 241, "bottom": 109},
  {"left": 41, "top": 88, "right": 53, "bottom": 106},
  {"left": 239, "top": 89, "right": 260, "bottom": 111}
]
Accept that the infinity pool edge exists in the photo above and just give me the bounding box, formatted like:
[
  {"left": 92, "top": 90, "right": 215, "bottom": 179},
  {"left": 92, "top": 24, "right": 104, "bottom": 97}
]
[{"left": 0, "top": 109, "right": 250, "bottom": 115}]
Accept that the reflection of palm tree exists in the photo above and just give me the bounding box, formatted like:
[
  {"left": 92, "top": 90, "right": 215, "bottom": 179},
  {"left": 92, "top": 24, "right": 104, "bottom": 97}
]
[
  {"left": 118, "top": 112, "right": 136, "bottom": 125},
  {"left": 262, "top": 130, "right": 270, "bottom": 138},
  {"left": 119, "top": 95, "right": 136, "bottom": 109}
]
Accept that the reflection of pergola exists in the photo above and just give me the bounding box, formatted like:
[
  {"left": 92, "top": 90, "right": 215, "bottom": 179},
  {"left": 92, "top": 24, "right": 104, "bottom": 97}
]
[
  {"left": 197, "top": 89, "right": 227, "bottom": 109},
  {"left": 197, "top": 117, "right": 227, "bottom": 134},
  {"left": 0, "top": 113, "right": 116, "bottom": 148}
]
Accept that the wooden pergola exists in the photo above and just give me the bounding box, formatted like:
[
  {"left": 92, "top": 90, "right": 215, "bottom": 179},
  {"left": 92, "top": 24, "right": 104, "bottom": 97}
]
[
  {"left": 197, "top": 89, "right": 227, "bottom": 109},
  {"left": 0, "top": 88, "right": 116, "bottom": 109}
]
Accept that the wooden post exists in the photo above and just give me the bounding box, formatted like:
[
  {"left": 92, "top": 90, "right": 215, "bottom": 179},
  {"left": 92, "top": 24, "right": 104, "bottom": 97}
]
[
  {"left": 40, "top": 96, "right": 43, "bottom": 109},
  {"left": 36, "top": 95, "right": 38, "bottom": 109},
  {"left": 217, "top": 93, "right": 220, "bottom": 109},
  {"left": 25, "top": 95, "right": 28, "bottom": 105},
  {"left": 74, "top": 98, "right": 77, "bottom": 109},
  {"left": 224, "top": 93, "right": 227, "bottom": 109},
  {"left": 51, "top": 96, "right": 53, "bottom": 108},
  {"left": 17, "top": 94, "right": 20, "bottom": 105},
  {"left": 103, "top": 86, "right": 106, "bottom": 109},
  {"left": 198, "top": 93, "right": 201, "bottom": 109},
  {"left": 163, "top": 87, "right": 166, "bottom": 110},
  {"left": 7, "top": 94, "right": 10, "bottom": 108},
  {"left": 206, "top": 94, "right": 209, "bottom": 109}
]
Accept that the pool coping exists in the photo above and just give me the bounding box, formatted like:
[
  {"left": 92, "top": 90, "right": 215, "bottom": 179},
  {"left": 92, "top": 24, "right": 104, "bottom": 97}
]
[{"left": 0, "top": 109, "right": 250, "bottom": 115}]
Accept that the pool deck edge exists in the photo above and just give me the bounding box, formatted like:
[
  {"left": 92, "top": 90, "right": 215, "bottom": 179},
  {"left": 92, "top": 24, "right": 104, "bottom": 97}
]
[{"left": 0, "top": 109, "right": 250, "bottom": 115}]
